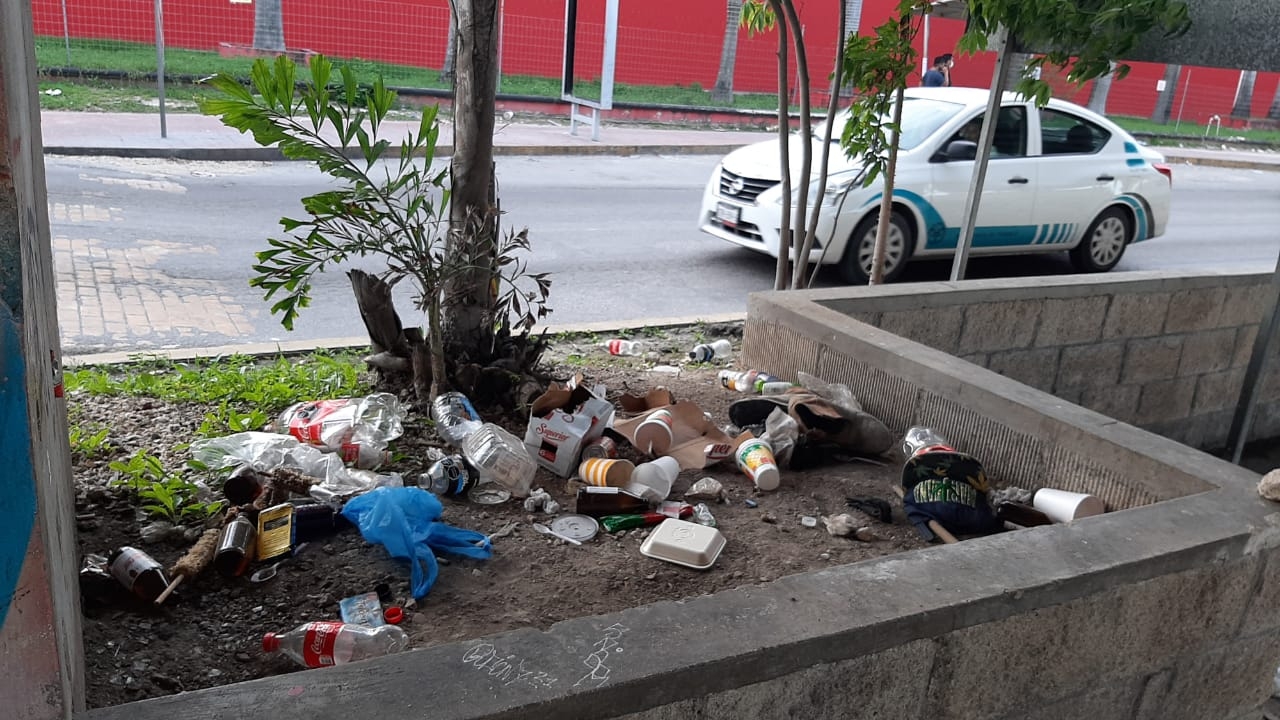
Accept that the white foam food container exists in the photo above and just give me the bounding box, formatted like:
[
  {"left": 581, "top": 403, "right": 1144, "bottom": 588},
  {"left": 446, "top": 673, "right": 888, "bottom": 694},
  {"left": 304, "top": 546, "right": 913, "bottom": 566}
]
[{"left": 640, "top": 518, "right": 726, "bottom": 570}]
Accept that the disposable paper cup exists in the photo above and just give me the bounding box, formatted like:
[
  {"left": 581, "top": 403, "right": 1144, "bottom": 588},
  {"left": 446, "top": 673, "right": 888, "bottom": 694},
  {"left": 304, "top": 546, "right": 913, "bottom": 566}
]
[
  {"left": 1032, "top": 488, "right": 1105, "bottom": 523},
  {"left": 578, "top": 458, "right": 635, "bottom": 488},
  {"left": 630, "top": 456, "right": 680, "bottom": 502},
  {"left": 736, "top": 438, "right": 780, "bottom": 491},
  {"left": 634, "top": 409, "right": 675, "bottom": 456}
]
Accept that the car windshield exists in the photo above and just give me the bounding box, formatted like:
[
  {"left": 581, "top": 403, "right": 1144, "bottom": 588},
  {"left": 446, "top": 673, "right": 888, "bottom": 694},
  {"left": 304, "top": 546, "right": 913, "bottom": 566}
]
[{"left": 817, "top": 98, "right": 966, "bottom": 151}]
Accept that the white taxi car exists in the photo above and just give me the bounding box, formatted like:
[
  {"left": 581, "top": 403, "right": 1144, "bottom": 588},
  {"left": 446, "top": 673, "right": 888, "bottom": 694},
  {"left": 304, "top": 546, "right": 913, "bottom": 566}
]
[{"left": 698, "top": 87, "right": 1172, "bottom": 284}]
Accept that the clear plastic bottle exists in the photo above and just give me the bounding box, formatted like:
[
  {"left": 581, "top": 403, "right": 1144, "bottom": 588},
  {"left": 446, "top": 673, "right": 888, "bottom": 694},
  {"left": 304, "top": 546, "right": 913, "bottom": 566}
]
[
  {"left": 263, "top": 621, "right": 409, "bottom": 668},
  {"left": 461, "top": 423, "right": 537, "bottom": 498},
  {"left": 688, "top": 339, "right": 732, "bottom": 362},
  {"left": 431, "top": 392, "right": 483, "bottom": 447},
  {"left": 601, "top": 339, "right": 648, "bottom": 356}
]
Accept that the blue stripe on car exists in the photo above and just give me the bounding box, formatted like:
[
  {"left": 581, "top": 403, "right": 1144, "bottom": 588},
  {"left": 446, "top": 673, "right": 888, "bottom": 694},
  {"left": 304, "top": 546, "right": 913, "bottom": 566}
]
[
  {"left": 862, "top": 189, "right": 1038, "bottom": 250},
  {"left": 1114, "top": 195, "right": 1150, "bottom": 241}
]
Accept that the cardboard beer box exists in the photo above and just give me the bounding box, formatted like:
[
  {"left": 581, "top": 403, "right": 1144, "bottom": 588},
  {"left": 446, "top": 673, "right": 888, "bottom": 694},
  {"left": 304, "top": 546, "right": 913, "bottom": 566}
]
[{"left": 524, "top": 375, "right": 615, "bottom": 476}]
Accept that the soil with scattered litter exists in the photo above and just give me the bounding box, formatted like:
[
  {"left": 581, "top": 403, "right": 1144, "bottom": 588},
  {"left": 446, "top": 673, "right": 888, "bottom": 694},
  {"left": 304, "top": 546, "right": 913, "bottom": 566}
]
[{"left": 74, "top": 322, "right": 931, "bottom": 709}]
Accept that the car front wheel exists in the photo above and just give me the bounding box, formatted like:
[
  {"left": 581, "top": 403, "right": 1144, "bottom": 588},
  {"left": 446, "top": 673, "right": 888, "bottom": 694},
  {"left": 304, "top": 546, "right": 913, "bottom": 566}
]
[
  {"left": 1070, "top": 206, "right": 1133, "bottom": 273},
  {"left": 839, "top": 210, "right": 913, "bottom": 285}
]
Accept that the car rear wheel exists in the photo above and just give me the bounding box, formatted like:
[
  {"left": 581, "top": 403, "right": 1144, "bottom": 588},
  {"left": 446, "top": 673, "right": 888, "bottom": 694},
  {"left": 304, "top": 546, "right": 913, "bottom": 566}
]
[
  {"left": 839, "top": 210, "right": 913, "bottom": 285},
  {"left": 1070, "top": 206, "right": 1132, "bottom": 273}
]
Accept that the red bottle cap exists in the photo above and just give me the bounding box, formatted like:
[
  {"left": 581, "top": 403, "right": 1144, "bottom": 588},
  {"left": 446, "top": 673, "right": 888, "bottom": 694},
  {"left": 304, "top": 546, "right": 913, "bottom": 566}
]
[
  {"left": 383, "top": 607, "right": 404, "bottom": 625},
  {"left": 262, "top": 633, "right": 279, "bottom": 652}
]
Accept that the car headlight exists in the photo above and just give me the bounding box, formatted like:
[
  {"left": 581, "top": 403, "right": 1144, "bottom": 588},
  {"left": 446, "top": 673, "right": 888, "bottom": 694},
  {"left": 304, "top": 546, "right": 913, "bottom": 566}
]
[{"left": 780, "top": 176, "right": 859, "bottom": 208}]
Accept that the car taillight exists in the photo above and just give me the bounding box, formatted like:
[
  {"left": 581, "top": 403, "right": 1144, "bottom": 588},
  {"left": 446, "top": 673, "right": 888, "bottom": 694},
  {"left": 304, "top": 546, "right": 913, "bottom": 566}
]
[{"left": 1154, "top": 163, "right": 1173, "bottom": 185}]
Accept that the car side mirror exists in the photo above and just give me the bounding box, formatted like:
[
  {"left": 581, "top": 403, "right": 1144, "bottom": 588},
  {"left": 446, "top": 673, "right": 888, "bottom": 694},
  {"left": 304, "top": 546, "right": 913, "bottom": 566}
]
[{"left": 943, "top": 140, "right": 978, "bottom": 161}]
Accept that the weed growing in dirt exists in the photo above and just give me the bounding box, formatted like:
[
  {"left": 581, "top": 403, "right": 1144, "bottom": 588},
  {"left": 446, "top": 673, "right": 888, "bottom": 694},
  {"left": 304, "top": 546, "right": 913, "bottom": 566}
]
[
  {"left": 108, "top": 449, "right": 169, "bottom": 493},
  {"left": 68, "top": 423, "right": 115, "bottom": 460},
  {"left": 137, "top": 477, "right": 224, "bottom": 524},
  {"left": 195, "top": 402, "right": 272, "bottom": 438},
  {"left": 66, "top": 351, "right": 369, "bottom": 414},
  {"left": 109, "top": 449, "right": 223, "bottom": 523}
]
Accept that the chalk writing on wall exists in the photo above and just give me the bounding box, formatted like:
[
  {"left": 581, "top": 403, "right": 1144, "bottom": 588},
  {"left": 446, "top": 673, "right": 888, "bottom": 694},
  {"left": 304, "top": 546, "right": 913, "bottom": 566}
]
[
  {"left": 461, "top": 642, "right": 558, "bottom": 690},
  {"left": 574, "top": 622, "right": 629, "bottom": 688}
]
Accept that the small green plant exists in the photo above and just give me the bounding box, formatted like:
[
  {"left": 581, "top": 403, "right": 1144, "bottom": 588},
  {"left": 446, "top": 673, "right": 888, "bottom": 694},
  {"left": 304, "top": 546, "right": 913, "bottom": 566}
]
[
  {"left": 639, "top": 326, "right": 669, "bottom": 339},
  {"left": 195, "top": 402, "right": 272, "bottom": 438},
  {"left": 138, "top": 478, "right": 225, "bottom": 524},
  {"left": 68, "top": 424, "right": 114, "bottom": 460},
  {"left": 65, "top": 351, "right": 368, "bottom": 414},
  {"left": 108, "top": 449, "right": 168, "bottom": 493}
]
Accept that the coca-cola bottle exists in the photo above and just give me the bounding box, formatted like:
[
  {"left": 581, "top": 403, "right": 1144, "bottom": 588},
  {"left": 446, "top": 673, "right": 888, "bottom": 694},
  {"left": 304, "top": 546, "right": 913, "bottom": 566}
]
[{"left": 262, "top": 621, "right": 410, "bottom": 668}]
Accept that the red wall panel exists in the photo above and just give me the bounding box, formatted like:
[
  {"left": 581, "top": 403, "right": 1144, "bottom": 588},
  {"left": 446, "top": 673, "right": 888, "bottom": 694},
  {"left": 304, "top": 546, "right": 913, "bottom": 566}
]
[{"left": 28, "top": 0, "right": 1272, "bottom": 122}]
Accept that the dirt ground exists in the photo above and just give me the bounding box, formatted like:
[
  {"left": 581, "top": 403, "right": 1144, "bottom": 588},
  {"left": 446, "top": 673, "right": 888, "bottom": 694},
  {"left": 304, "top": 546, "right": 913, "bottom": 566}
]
[{"left": 74, "top": 323, "right": 933, "bottom": 709}]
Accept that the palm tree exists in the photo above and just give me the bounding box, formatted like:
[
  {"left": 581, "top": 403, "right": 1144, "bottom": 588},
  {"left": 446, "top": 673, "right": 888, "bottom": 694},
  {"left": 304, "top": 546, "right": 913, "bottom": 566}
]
[
  {"left": 711, "top": 0, "right": 744, "bottom": 104},
  {"left": 1086, "top": 63, "right": 1116, "bottom": 114},
  {"left": 252, "top": 0, "right": 285, "bottom": 52},
  {"left": 1150, "top": 64, "right": 1181, "bottom": 123},
  {"left": 1231, "top": 70, "right": 1257, "bottom": 118}
]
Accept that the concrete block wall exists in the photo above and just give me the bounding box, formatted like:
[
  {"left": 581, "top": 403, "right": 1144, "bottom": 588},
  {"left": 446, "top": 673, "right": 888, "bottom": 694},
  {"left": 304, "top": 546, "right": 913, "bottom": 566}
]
[{"left": 815, "top": 271, "right": 1275, "bottom": 452}]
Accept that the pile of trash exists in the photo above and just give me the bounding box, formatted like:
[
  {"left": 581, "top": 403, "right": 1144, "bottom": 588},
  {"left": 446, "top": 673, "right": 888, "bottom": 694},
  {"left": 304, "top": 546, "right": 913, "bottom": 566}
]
[{"left": 80, "top": 338, "right": 1113, "bottom": 672}]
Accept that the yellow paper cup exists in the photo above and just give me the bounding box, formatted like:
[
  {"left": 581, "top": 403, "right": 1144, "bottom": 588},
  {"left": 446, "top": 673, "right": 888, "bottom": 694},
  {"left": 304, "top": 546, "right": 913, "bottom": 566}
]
[
  {"left": 634, "top": 409, "right": 675, "bottom": 456},
  {"left": 578, "top": 458, "right": 635, "bottom": 488},
  {"left": 736, "top": 438, "right": 780, "bottom": 491}
]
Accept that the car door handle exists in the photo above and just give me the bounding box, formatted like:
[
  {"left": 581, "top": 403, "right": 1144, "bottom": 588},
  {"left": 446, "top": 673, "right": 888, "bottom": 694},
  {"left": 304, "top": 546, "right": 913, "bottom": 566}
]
[
  {"left": 1096, "top": 174, "right": 1115, "bottom": 182},
  {"left": 1007, "top": 176, "right": 1029, "bottom": 184}
]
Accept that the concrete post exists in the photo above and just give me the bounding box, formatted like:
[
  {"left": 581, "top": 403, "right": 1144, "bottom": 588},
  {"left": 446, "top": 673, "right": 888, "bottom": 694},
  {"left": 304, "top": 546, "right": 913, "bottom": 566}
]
[{"left": 1, "top": 2, "right": 85, "bottom": 718}]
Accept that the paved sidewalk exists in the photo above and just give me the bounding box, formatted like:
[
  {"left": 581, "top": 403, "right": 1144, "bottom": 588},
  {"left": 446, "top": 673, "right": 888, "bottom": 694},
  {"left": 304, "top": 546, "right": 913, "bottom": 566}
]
[
  {"left": 38, "top": 110, "right": 775, "bottom": 160},
  {"left": 37, "top": 110, "right": 1280, "bottom": 171}
]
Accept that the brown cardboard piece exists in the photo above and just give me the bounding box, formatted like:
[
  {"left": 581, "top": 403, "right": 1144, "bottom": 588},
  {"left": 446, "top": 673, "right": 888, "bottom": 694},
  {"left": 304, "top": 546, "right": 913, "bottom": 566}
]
[{"left": 612, "top": 401, "right": 752, "bottom": 470}]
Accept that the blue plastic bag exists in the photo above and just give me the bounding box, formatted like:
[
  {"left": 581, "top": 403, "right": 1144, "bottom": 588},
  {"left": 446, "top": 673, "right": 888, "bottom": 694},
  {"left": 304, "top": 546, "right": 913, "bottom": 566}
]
[{"left": 340, "top": 487, "right": 492, "bottom": 599}]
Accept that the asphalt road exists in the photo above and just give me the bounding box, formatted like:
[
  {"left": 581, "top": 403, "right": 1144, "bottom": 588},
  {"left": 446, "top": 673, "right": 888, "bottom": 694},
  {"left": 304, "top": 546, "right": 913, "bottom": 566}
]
[{"left": 45, "top": 155, "right": 1280, "bottom": 354}]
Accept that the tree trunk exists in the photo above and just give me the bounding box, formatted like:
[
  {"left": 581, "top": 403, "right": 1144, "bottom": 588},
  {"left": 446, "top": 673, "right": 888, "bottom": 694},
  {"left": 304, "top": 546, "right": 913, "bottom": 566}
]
[
  {"left": 711, "top": 0, "right": 744, "bottom": 105},
  {"left": 441, "top": 12, "right": 458, "bottom": 86},
  {"left": 768, "top": 0, "right": 791, "bottom": 291},
  {"left": 829, "top": 0, "right": 863, "bottom": 100},
  {"left": 1150, "top": 64, "right": 1181, "bottom": 124},
  {"left": 794, "top": 0, "right": 845, "bottom": 289},
  {"left": 1003, "top": 51, "right": 1033, "bottom": 95},
  {"left": 869, "top": 87, "right": 904, "bottom": 285},
  {"left": 1231, "top": 70, "right": 1257, "bottom": 119},
  {"left": 1086, "top": 63, "right": 1115, "bottom": 114},
  {"left": 444, "top": 0, "right": 500, "bottom": 358},
  {"left": 252, "top": 0, "right": 285, "bottom": 53},
  {"left": 777, "top": 0, "right": 812, "bottom": 291},
  {"left": 1270, "top": 83, "right": 1280, "bottom": 120}
]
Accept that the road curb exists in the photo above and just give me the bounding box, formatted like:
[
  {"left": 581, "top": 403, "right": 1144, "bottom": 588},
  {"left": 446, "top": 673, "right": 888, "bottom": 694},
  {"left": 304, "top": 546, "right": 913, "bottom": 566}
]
[
  {"left": 42, "top": 143, "right": 746, "bottom": 161},
  {"left": 62, "top": 312, "right": 748, "bottom": 367},
  {"left": 1164, "top": 155, "right": 1280, "bottom": 172}
]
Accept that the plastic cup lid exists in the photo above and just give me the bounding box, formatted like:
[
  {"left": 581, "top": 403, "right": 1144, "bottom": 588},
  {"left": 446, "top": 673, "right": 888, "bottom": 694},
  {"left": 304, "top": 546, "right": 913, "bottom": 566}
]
[
  {"left": 550, "top": 514, "right": 600, "bottom": 542},
  {"left": 469, "top": 486, "right": 512, "bottom": 505}
]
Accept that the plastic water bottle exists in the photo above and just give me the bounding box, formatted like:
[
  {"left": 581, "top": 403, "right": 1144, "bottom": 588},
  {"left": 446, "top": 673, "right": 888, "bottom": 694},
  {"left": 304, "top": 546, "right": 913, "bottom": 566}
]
[
  {"left": 601, "top": 339, "right": 648, "bottom": 356},
  {"left": 431, "top": 391, "right": 483, "bottom": 447},
  {"left": 461, "top": 423, "right": 537, "bottom": 498},
  {"left": 718, "top": 369, "right": 784, "bottom": 394},
  {"left": 263, "top": 621, "right": 409, "bottom": 668},
  {"left": 688, "top": 339, "right": 732, "bottom": 362}
]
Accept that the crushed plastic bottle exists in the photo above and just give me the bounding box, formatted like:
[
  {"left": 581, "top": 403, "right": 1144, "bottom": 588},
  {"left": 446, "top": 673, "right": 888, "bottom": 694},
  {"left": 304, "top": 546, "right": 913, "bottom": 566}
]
[
  {"left": 688, "top": 339, "right": 732, "bottom": 363},
  {"left": 601, "top": 339, "right": 648, "bottom": 356},
  {"left": 263, "top": 621, "right": 409, "bottom": 668},
  {"left": 461, "top": 423, "right": 537, "bottom": 498},
  {"left": 275, "top": 393, "right": 405, "bottom": 468}
]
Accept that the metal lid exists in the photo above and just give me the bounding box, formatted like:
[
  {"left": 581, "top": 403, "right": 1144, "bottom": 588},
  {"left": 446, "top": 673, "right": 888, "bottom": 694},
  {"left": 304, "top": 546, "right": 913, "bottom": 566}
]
[
  {"left": 550, "top": 514, "right": 600, "bottom": 542},
  {"left": 468, "top": 486, "right": 512, "bottom": 505}
]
